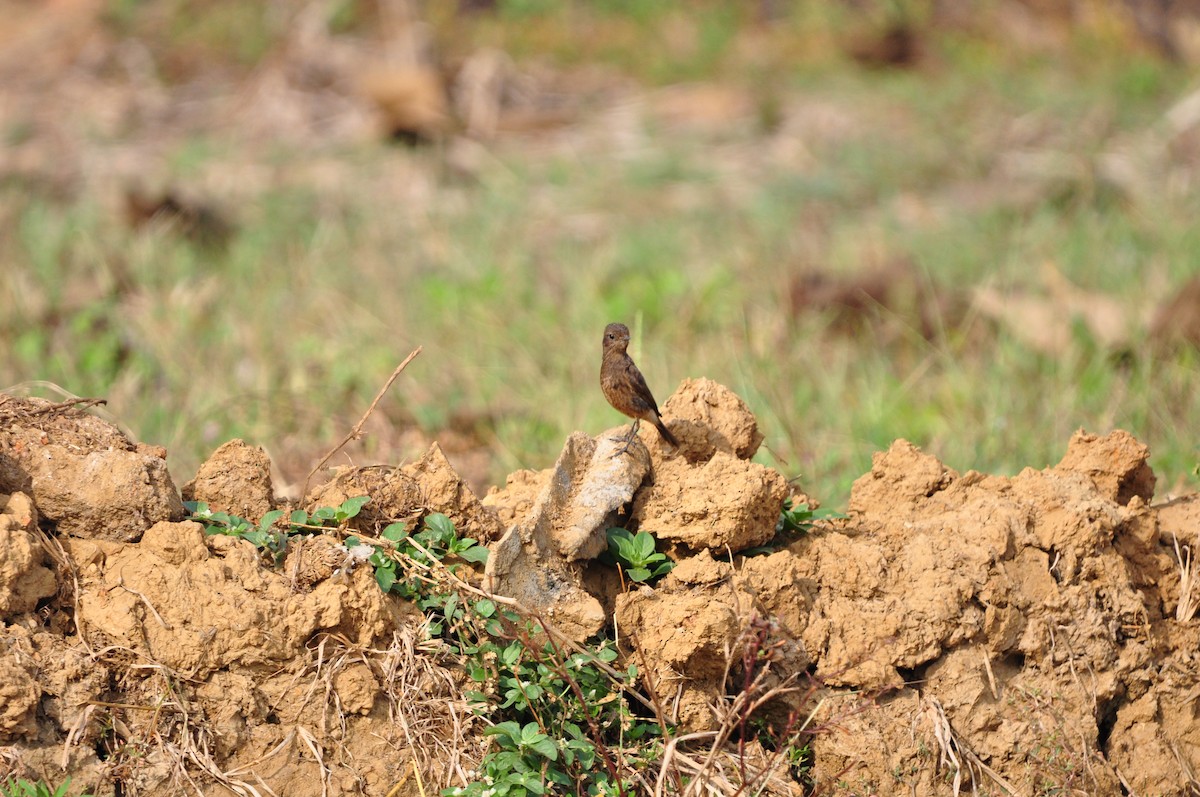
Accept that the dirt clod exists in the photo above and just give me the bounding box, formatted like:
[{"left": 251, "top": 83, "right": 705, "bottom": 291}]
[
  {"left": 308, "top": 442, "right": 504, "bottom": 543},
  {"left": 76, "top": 521, "right": 399, "bottom": 678},
  {"left": 659, "top": 377, "right": 764, "bottom": 461},
  {"left": 0, "top": 396, "right": 184, "bottom": 541},
  {"left": 483, "top": 432, "right": 613, "bottom": 642},
  {"left": 1056, "top": 427, "right": 1156, "bottom": 505},
  {"left": 801, "top": 432, "right": 1198, "bottom": 794},
  {"left": 633, "top": 451, "right": 788, "bottom": 552},
  {"left": 0, "top": 492, "right": 57, "bottom": 618},
  {"left": 0, "top": 656, "right": 39, "bottom": 742},
  {"left": 181, "top": 438, "right": 275, "bottom": 520}
]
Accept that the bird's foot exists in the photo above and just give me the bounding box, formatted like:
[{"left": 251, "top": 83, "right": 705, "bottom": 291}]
[{"left": 609, "top": 423, "right": 639, "bottom": 457}]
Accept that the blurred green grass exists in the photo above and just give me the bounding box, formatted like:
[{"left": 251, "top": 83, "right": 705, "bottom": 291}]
[{"left": 2, "top": 1, "right": 1199, "bottom": 506}]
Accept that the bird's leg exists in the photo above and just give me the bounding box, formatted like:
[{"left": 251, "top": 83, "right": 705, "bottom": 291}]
[{"left": 611, "top": 418, "right": 641, "bottom": 457}]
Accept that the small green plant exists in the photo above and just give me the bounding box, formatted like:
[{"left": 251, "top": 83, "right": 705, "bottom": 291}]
[
  {"left": 291, "top": 495, "right": 371, "bottom": 527},
  {"left": 777, "top": 497, "right": 842, "bottom": 536},
  {"left": 347, "top": 512, "right": 488, "bottom": 592},
  {"left": 471, "top": 721, "right": 560, "bottom": 795},
  {"left": 744, "top": 498, "right": 846, "bottom": 556},
  {"left": 605, "top": 527, "right": 674, "bottom": 583},
  {"left": 344, "top": 512, "right": 488, "bottom": 638},
  {"left": 351, "top": 513, "right": 656, "bottom": 796},
  {"left": 2, "top": 779, "right": 90, "bottom": 797},
  {"left": 448, "top": 622, "right": 651, "bottom": 797},
  {"left": 184, "top": 495, "right": 372, "bottom": 565},
  {"left": 785, "top": 741, "right": 813, "bottom": 783}
]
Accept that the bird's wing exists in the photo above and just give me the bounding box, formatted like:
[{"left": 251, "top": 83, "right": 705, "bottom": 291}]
[{"left": 625, "top": 359, "right": 660, "bottom": 416}]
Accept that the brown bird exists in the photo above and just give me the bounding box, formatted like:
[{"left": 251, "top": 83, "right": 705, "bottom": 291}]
[{"left": 600, "top": 322, "right": 678, "bottom": 455}]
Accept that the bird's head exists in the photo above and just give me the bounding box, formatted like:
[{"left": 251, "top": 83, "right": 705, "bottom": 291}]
[{"left": 602, "top": 322, "right": 630, "bottom": 353}]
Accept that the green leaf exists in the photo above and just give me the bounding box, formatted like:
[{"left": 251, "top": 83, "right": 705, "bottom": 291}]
[
  {"left": 485, "top": 721, "right": 523, "bottom": 744},
  {"left": 424, "top": 513, "right": 456, "bottom": 541},
  {"left": 457, "top": 544, "right": 490, "bottom": 564},
  {"left": 606, "top": 527, "right": 633, "bottom": 551},
  {"left": 242, "top": 530, "right": 270, "bottom": 548},
  {"left": 474, "top": 599, "right": 496, "bottom": 618},
  {"left": 289, "top": 509, "right": 309, "bottom": 526},
  {"left": 381, "top": 522, "right": 407, "bottom": 542},
  {"left": 651, "top": 560, "right": 675, "bottom": 578},
  {"left": 627, "top": 567, "right": 650, "bottom": 582},
  {"left": 635, "top": 531, "right": 656, "bottom": 560},
  {"left": 520, "top": 723, "right": 557, "bottom": 760},
  {"left": 258, "top": 509, "right": 285, "bottom": 530},
  {"left": 526, "top": 735, "right": 558, "bottom": 762},
  {"left": 375, "top": 564, "right": 397, "bottom": 593},
  {"left": 313, "top": 506, "right": 337, "bottom": 521},
  {"left": 337, "top": 495, "right": 371, "bottom": 520}
]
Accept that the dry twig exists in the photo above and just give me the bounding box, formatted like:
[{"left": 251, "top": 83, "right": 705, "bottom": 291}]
[{"left": 301, "top": 347, "right": 422, "bottom": 499}]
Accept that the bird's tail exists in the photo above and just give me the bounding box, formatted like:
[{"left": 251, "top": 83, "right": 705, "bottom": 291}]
[{"left": 652, "top": 415, "right": 679, "bottom": 448}]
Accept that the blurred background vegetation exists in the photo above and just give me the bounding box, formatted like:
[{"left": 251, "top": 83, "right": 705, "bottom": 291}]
[{"left": 2, "top": 0, "right": 1199, "bottom": 506}]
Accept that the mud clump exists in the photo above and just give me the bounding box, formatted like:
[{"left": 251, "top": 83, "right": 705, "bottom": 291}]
[
  {"left": 0, "top": 492, "right": 57, "bottom": 618},
  {"left": 658, "top": 377, "right": 764, "bottom": 461},
  {"left": 615, "top": 549, "right": 808, "bottom": 733},
  {"left": 1056, "top": 427, "right": 1156, "bottom": 505},
  {"left": 797, "top": 432, "right": 1194, "bottom": 795},
  {"left": 181, "top": 438, "right": 275, "bottom": 519},
  {"left": 633, "top": 452, "right": 789, "bottom": 551},
  {"left": 74, "top": 521, "right": 400, "bottom": 677},
  {"left": 0, "top": 655, "right": 39, "bottom": 741},
  {"left": 309, "top": 441, "right": 505, "bottom": 543},
  {"left": 483, "top": 432, "right": 626, "bottom": 642},
  {"left": 0, "top": 396, "right": 183, "bottom": 541}
]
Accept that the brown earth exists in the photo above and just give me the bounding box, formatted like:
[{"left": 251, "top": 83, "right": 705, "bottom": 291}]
[{"left": 1, "top": 386, "right": 1198, "bottom": 796}]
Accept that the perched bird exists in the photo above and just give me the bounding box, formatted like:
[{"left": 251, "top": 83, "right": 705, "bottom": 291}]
[{"left": 600, "top": 322, "right": 678, "bottom": 455}]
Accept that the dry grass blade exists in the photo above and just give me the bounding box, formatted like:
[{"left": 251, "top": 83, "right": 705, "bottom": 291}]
[
  {"left": 0, "top": 393, "right": 107, "bottom": 419},
  {"left": 379, "top": 624, "right": 485, "bottom": 792},
  {"left": 651, "top": 610, "right": 816, "bottom": 797},
  {"left": 916, "top": 696, "right": 1019, "bottom": 797},
  {"left": 296, "top": 725, "right": 332, "bottom": 797},
  {"left": 1170, "top": 741, "right": 1200, "bottom": 792},
  {"left": 0, "top": 381, "right": 133, "bottom": 437},
  {"left": 1174, "top": 534, "right": 1199, "bottom": 622}
]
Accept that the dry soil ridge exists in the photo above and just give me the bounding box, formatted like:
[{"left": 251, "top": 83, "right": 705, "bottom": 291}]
[{"left": 0, "top": 388, "right": 1197, "bottom": 796}]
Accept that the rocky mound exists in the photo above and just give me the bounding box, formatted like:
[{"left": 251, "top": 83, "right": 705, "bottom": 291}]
[{"left": 0, "top": 387, "right": 1197, "bottom": 796}]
